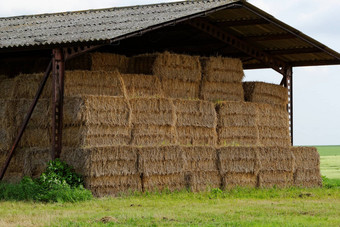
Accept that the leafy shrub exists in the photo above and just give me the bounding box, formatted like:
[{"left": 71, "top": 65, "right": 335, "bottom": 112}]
[
  {"left": 322, "top": 176, "right": 340, "bottom": 188},
  {"left": 0, "top": 159, "right": 92, "bottom": 202}
]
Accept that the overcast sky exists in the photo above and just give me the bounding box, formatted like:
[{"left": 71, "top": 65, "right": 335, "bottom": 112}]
[{"left": 0, "top": 0, "right": 339, "bottom": 145}]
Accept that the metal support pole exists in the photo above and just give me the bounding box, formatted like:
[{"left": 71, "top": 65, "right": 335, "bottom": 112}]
[
  {"left": 284, "top": 66, "right": 293, "bottom": 145},
  {"left": 0, "top": 61, "right": 52, "bottom": 181},
  {"left": 51, "top": 49, "right": 65, "bottom": 159}
]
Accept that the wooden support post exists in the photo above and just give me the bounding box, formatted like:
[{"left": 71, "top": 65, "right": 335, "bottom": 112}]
[
  {"left": 51, "top": 49, "right": 65, "bottom": 159},
  {"left": 284, "top": 66, "right": 293, "bottom": 145}
]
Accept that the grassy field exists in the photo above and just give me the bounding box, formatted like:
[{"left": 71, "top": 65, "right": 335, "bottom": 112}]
[
  {"left": 316, "top": 146, "right": 340, "bottom": 180},
  {"left": 0, "top": 188, "right": 340, "bottom": 226},
  {"left": 0, "top": 146, "right": 339, "bottom": 226}
]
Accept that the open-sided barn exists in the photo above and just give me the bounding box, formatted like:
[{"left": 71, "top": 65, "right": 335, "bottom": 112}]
[{"left": 1, "top": 0, "right": 340, "bottom": 195}]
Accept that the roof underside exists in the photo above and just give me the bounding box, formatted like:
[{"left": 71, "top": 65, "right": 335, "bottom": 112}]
[{"left": 0, "top": 0, "right": 340, "bottom": 70}]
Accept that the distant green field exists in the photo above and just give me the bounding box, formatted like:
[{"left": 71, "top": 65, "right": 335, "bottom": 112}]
[
  {"left": 316, "top": 146, "right": 340, "bottom": 180},
  {"left": 316, "top": 146, "right": 340, "bottom": 156}
]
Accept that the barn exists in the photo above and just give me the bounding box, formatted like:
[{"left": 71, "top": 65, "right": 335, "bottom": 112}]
[{"left": 1, "top": 0, "right": 339, "bottom": 196}]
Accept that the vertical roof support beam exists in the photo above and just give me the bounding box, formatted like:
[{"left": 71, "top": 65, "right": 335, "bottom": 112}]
[
  {"left": 186, "top": 18, "right": 288, "bottom": 75},
  {"left": 51, "top": 48, "right": 65, "bottom": 159},
  {"left": 283, "top": 66, "right": 293, "bottom": 145}
]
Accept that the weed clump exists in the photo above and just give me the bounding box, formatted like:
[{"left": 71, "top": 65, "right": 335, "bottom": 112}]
[{"left": 0, "top": 159, "right": 92, "bottom": 202}]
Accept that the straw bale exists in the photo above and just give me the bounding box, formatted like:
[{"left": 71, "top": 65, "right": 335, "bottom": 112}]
[
  {"left": 182, "top": 146, "right": 218, "bottom": 172},
  {"left": 137, "top": 146, "right": 184, "bottom": 176},
  {"left": 243, "top": 82, "right": 288, "bottom": 108},
  {"left": 86, "top": 175, "right": 142, "bottom": 197},
  {"left": 217, "top": 126, "right": 259, "bottom": 146},
  {"left": 64, "top": 70, "right": 126, "bottom": 97},
  {"left": 67, "top": 52, "right": 129, "bottom": 73},
  {"left": 121, "top": 74, "right": 163, "bottom": 98},
  {"left": 137, "top": 145, "right": 185, "bottom": 192},
  {"left": 11, "top": 73, "right": 51, "bottom": 99},
  {"left": 200, "top": 82, "right": 244, "bottom": 102},
  {"left": 223, "top": 173, "right": 257, "bottom": 188},
  {"left": 186, "top": 171, "right": 221, "bottom": 192},
  {"left": 63, "top": 96, "right": 131, "bottom": 126},
  {"left": 130, "top": 125, "right": 177, "bottom": 146},
  {"left": 257, "top": 147, "right": 294, "bottom": 188},
  {"left": 19, "top": 128, "right": 51, "bottom": 148},
  {"left": 256, "top": 103, "right": 289, "bottom": 127},
  {"left": 0, "top": 149, "right": 25, "bottom": 183},
  {"left": 0, "top": 77, "right": 15, "bottom": 98},
  {"left": 182, "top": 146, "right": 221, "bottom": 192},
  {"left": 143, "top": 173, "right": 185, "bottom": 192},
  {"left": 177, "top": 126, "right": 217, "bottom": 146},
  {"left": 218, "top": 147, "right": 259, "bottom": 175},
  {"left": 63, "top": 125, "right": 131, "bottom": 148},
  {"left": 200, "top": 56, "right": 244, "bottom": 83},
  {"left": 218, "top": 147, "right": 259, "bottom": 188},
  {"left": 23, "top": 148, "right": 50, "bottom": 178},
  {"left": 130, "top": 52, "right": 202, "bottom": 82},
  {"left": 130, "top": 97, "right": 176, "bottom": 126},
  {"left": 291, "top": 146, "right": 322, "bottom": 187},
  {"left": 258, "top": 127, "right": 290, "bottom": 139},
  {"left": 174, "top": 99, "right": 217, "bottom": 128},
  {"left": 258, "top": 171, "right": 293, "bottom": 188},
  {"left": 161, "top": 79, "right": 200, "bottom": 99},
  {"left": 216, "top": 101, "right": 257, "bottom": 116},
  {"left": 257, "top": 147, "right": 294, "bottom": 172}
]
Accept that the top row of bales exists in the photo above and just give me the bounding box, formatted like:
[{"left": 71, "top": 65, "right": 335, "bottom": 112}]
[{"left": 0, "top": 52, "right": 288, "bottom": 108}]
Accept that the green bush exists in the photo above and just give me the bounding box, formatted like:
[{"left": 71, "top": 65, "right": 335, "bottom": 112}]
[
  {"left": 322, "top": 176, "right": 340, "bottom": 188},
  {"left": 0, "top": 159, "right": 92, "bottom": 202}
]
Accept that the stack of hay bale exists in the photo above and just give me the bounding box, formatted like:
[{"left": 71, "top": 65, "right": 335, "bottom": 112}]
[
  {"left": 129, "top": 52, "right": 201, "bottom": 99},
  {"left": 0, "top": 51, "right": 322, "bottom": 194},
  {"left": 174, "top": 100, "right": 217, "bottom": 146},
  {"left": 200, "top": 56, "right": 244, "bottom": 102},
  {"left": 216, "top": 101, "right": 259, "bottom": 146}
]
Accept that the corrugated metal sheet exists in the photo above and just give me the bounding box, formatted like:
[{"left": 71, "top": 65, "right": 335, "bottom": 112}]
[
  {"left": 0, "top": 0, "right": 237, "bottom": 49},
  {"left": 0, "top": 0, "right": 339, "bottom": 68}
]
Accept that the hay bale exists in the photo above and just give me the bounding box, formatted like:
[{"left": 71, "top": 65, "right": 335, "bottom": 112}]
[
  {"left": 130, "top": 125, "right": 177, "bottom": 146},
  {"left": 175, "top": 99, "right": 217, "bottom": 146},
  {"left": 257, "top": 147, "right": 294, "bottom": 188},
  {"left": 291, "top": 146, "right": 322, "bottom": 187},
  {"left": 64, "top": 71, "right": 126, "bottom": 97},
  {"left": 11, "top": 70, "right": 126, "bottom": 99},
  {"left": 183, "top": 146, "right": 221, "bottom": 192},
  {"left": 200, "top": 56, "right": 244, "bottom": 83},
  {"left": 23, "top": 148, "right": 50, "bottom": 178},
  {"left": 174, "top": 99, "right": 216, "bottom": 128},
  {"left": 130, "top": 52, "right": 202, "bottom": 82},
  {"left": 200, "top": 81, "right": 244, "bottom": 102},
  {"left": 218, "top": 147, "right": 259, "bottom": 188},
  {"left": 161, "top": 79, "right": 199, "bottom": 99},
  {"left": 86, "top": 175, "right": 142, "bottom": 197},
  {"left": 256, "top": 103, "right": 290, "bottom": 147},
  {"left": 130, "top": 97, "right": 176, "bottom": 126},
  {"left": 138, "top": 146, "right": 185, "bottom": 191},
  {"left": 243, "top": 82, "right": 288, "bottom": 109},
  {"left": 60, "top": 146, "right": 141, "bottom": 196},
  {"left": 63, "top": 96, "right": 131, "bottom": 126},
  {"left": 177, "top": 127, "right": 217, "bottom": 146},
  {"left": 121, "top": 74, "right": 163, "bottom": 98},
  {"left": 216, "top": 101, "right": 259, "bottom": 146},
  {"left": 66, "top": 52, "right": 129, "bottom": 73},
  {"left": 130, "top": 98, "right": 177, "bottom": 146},
  {"left": 0, "top": 149, "right": 25, "bottom": 183},
  {"left": 0, "top": 77, "right": 15, "bottom": 98}
]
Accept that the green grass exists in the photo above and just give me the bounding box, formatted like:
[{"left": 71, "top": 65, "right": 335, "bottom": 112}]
[
  {"left": 316, "top": 146, "right": 340, "bottom": 180},
  {"left": 0, "top": 187, "right": 340, "bottom": 226},
  {"left": 316, "top": 145, "right": 340, "bottom": 156}
]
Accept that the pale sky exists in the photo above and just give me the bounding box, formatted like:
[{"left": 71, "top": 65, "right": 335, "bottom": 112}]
[{"left": 0, "top": 0, "right": 339, "bottom": 145}]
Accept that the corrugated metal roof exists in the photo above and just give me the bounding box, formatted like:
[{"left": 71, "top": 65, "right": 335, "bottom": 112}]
[
  {"left": 0, "top": 0, "right": 238, "bottom": 49},
  {"left": 0, "top": 0, "right": 339, "bottom": 68}
]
